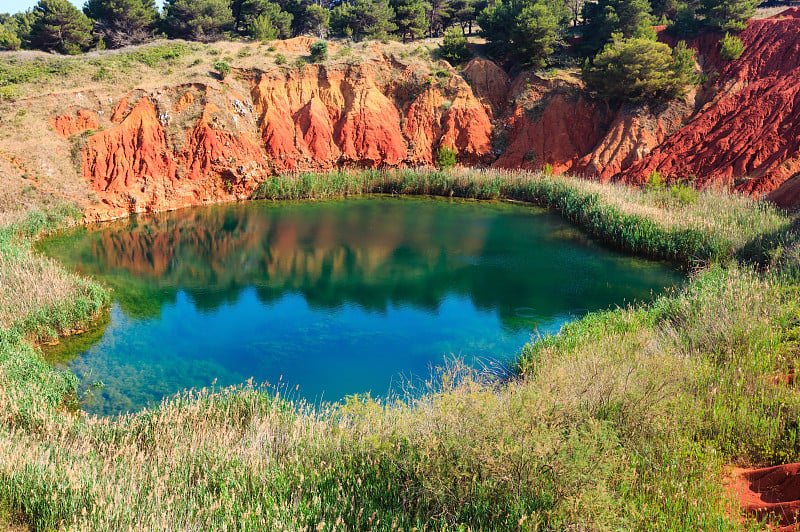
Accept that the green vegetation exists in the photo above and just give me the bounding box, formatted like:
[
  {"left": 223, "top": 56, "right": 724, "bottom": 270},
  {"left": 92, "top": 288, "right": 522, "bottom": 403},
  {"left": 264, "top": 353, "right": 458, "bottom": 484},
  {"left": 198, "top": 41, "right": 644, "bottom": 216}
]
[
  {"left": 29, "top": 0, "right": 93, "bottom": 54},
  {"left": 331, "top": 0, "right": 397, "bottom": 41},
  {"left": 213, "top": 59, "right": 231, "bottom": 77},
  {"left": 1, "top": 168, "right": 798, "bottom": 529},
  {"left": 720, "top": 31, "right": 745, "bottom": 60},
  {"left": 438, "top": 26, "right": 471, "bottom": 64},
  {"left": 161, "top": 0, "right": 233, "bottom": 42},
  {"left": 390, "top": 0, "right": 427, "bottom": 42},
  {"left": 83, "top": 0, "right": 158, "bottom": 48},
  {"left": 435, "top": 144, "right": 458, "bottom": 169},
  {"left": 584, "top": 36, "right": 698, "bottom": 102},
  {"left": 0, "top": 41, "right": 189, "bottom": 100},
  {"left": 0, "top": 0, "right": 759, "bottom": 107},
  {"left": 700, "top": 0, "right": 758, "bottom": 32},
  {"left": 580, "top": 0, "right": 656, "bottom": 56},
  {"left": 479, "top": 0, "right": 562, "bottom": 67},
  {"left": 309, "top": 39, "right": 327, "bottom": 62}
]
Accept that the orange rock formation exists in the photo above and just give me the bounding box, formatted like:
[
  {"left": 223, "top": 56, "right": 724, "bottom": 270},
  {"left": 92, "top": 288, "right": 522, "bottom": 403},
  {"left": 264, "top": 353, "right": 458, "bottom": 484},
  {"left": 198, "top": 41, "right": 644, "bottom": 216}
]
[{"left": 39, "top": 21, "right": 800, "bottom": 221}]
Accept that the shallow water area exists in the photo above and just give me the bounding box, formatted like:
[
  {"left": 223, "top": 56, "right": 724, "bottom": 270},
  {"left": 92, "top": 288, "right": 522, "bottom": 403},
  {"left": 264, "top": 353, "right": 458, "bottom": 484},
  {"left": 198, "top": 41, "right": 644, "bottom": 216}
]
[{"left": 39, "top": 196, "right": 684, "bottom": 416}]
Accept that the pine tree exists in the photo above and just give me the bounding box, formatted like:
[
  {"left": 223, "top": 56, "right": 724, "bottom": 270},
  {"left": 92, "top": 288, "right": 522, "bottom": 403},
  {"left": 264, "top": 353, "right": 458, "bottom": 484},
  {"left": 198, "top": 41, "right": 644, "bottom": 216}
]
[
  {"left": 425, "top": 0, "right": 451, "bottom": 37},
  {"left": 84, "top": 0, "right": 158, "bottom": 47},
  {"left": 513, "top": 3, "right": 558, "bottom": 66},
  {"left": 580, "top": 0, "right": 655, "bottom": 56},
  {"left": 391, "top": 0, "right": 426, "bottom": 41},
  {"left": 478, "top": 0, "right": 563, "bottom": 65},
  {"left": 29, "top": 0, "right": 93, "bottom": 54},
  {"left": 162, "top": 0, "right": 233, "bottom": 41},
  {"left": 583, "top": 35, "right": 697, "bottom": 101},
  {"left": 438, "top": 26, "right": 472, "bottom": 63},
  {"left": 236, "top": 0, "right": 295, "bottom": 37},
  {"left": 699, "top": 0, "right": 756, "bottom": 32},
  {"left": 331, "top": 0, "right": 396, "bottom": 40},
  {"left": 304, "top": 4, "right": 330, "bottom": 38}
]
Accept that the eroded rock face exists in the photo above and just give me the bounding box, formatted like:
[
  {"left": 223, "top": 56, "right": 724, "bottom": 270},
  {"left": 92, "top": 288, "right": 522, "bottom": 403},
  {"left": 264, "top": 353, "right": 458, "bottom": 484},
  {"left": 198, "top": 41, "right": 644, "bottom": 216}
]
[
  {"left": 82, "top": 85, "right": 271, "bottom": 220},
  {"left": 617, "top": 14, "right": 800, "bottom": 209},
  {"left": 71, "top": 58, "right": 495, "bottom": 220},
  {"left": 35, "top": 21, "right": 800, "bottom": 221},
  {"left": 50, "top": 109, "right": 100, "bottom": 138},
  {"left": 493, "top": 74, "right": 612, "bottom": 174},
  {"left": 249, "top": 62, "right": 493, "bottom": 169}
]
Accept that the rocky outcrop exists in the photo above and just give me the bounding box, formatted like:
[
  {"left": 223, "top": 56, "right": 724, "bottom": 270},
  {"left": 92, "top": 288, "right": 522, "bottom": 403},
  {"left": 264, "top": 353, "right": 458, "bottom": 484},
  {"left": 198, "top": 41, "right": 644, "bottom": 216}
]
[
  {"left": 493, "top": 73, "right": 612, "bottom": 174},
  {"left": 50, "top": 109, "right": 99, "bottom": 138},
  {"left": 249, "top": 61, "right": 493, "bottom": 170},
  {"left": 29, "top": 19, "right": 800, "bottom": 221},
  {"left": 617, "top": 13, "right": 800, "bottom": 209},
  {"left": 81, "top": 85, "right": 271, "bottom": 220}
]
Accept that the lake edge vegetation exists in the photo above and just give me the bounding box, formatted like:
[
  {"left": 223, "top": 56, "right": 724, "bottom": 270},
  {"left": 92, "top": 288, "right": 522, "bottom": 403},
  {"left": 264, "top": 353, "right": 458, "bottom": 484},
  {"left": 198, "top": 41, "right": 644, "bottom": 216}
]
[{"left": 0, "top": 167, "right": 798, "bottom": 530}]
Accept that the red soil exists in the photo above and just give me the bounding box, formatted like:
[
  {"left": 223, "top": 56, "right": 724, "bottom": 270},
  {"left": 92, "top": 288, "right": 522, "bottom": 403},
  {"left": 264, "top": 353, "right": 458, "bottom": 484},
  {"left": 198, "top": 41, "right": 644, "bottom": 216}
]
[
  {"left": 37, "top": 21, "right": 800, "bottom": 221},
  {"left": 732, "top": 464, "right": 800, "bottom": 530},
  {"left": 50, "top": 109, "right": 99, "bottom": 138}
]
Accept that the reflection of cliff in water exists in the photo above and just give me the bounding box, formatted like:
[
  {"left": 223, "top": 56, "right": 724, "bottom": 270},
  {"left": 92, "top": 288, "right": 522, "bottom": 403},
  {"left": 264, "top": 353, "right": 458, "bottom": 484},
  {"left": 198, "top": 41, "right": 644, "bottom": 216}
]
[{"left": 43, "top": 198, "right": 681, "bottom": 330}]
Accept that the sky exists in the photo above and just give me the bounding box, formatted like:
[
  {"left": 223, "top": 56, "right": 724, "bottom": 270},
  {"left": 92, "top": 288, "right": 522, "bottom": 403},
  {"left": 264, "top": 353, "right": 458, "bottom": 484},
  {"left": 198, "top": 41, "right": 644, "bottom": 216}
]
[
  {"left": 3, "top": 0, "right": 167, "bottom": 14},
  {"left": 4, "top": 0, "right": 84, "bottom": 14}
]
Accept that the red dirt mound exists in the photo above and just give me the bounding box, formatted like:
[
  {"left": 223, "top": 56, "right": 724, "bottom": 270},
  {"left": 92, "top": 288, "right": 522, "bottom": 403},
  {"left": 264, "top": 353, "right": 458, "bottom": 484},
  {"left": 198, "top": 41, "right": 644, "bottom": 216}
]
[
  {"left": 733, "top": 464, "right": 800, "bottom": 530},
  {"left": 50, "top": 109, "right": 99, "bottom": 138}
]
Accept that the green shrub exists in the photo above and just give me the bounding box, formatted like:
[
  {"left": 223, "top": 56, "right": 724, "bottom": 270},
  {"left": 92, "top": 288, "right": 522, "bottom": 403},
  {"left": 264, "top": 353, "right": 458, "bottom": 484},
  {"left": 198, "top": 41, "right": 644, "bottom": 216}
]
[
  {"left": 646, "top": 170, "right": 664, "bottom": 189},
  {"left": 0, "top": 29, "right": 22, "bottom": 51},
  {"left": 584, "top": 36, "right": 698, "bottom": 102},
  {"left": 720, "top": 32, "right": 744, "bottom": 61},
  {"left": 274, "top": 53, "right": 286, "bottom": 65},
  {"left": 213, "top": 60, "right": 230, "bottom": 78},
  {"left": 435, "top": 145, "right": 457, "bottom": 169},
  {"left": 438, "top": 27, "right": 472, "bottom": 65},
  {"left": 309, "top": 40, "right": 328, "bottom": 62}
]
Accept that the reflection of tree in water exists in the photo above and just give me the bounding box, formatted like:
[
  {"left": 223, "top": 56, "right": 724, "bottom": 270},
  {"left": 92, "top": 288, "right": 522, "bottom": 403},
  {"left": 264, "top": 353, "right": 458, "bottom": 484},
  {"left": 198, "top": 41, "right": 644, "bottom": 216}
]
[{"left": 43, "top": 198, "right": 682, "bottom": 331}]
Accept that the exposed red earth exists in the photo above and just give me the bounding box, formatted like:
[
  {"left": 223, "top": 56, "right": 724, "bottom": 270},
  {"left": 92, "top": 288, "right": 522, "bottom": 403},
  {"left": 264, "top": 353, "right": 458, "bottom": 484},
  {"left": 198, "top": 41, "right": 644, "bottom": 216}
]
[
  {"left": 731, "top": 464, "right": 800, "bottom": 531},
  {"left": 22, "top": 18, "right": 800, "bottom": 220}
]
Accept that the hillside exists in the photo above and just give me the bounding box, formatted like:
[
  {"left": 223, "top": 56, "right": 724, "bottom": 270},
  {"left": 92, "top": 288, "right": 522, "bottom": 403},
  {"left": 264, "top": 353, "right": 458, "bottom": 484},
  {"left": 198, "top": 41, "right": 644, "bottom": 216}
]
[{"left": 2, "top": 13, "right": 800, "bottom": 224}]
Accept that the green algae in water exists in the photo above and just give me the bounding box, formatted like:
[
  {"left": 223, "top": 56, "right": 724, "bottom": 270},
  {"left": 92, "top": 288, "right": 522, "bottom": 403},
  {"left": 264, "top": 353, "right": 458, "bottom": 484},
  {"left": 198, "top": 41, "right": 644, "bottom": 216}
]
[{"left": 40, "top": 196, "right": 684, "bottom": 416}]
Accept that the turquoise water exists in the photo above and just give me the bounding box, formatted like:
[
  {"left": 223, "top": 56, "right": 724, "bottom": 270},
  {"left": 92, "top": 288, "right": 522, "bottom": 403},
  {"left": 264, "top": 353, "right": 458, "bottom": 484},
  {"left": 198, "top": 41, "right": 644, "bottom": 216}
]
[{"left": 40, "top": 196, "right": 684, "bottom": 416}]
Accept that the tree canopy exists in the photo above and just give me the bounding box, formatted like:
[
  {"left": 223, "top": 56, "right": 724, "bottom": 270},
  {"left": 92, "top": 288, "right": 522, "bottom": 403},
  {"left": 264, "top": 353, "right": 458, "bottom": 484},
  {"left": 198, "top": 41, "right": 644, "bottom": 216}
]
[
  {"left": 161, "top": 0, "right": 233, "bottom": 41},
  {"left": 331, "top": 0, "right": 396, "bottom": 40},
  {"left": 29, "top": 0, "right": 93, "bottom": 54},
  {"left": 83, "top": 0, "right": 158, "bottom": 47},
  {"left": 583, "top": 35, "right": 698, "bottom": 101}
]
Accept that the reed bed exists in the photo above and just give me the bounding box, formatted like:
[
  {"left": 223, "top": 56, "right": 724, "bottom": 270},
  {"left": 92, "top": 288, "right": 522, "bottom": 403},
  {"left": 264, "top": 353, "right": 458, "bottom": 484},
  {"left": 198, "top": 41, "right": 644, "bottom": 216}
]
[{"left": 0, "top": 169, "right": 797, "bottom": 530}]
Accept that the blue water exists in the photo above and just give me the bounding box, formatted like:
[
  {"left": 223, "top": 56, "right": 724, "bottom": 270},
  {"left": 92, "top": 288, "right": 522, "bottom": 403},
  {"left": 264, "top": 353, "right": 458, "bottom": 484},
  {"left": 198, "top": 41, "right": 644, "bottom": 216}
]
[{"left": 40, "top": 196, "right": 684, "bottom": 415}]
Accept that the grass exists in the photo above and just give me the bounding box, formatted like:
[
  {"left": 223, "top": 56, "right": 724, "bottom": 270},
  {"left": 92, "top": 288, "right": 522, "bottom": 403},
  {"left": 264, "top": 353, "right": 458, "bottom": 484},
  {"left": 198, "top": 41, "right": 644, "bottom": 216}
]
[{"left": 0, "top": 168, "right": 798, "bottom": 530}]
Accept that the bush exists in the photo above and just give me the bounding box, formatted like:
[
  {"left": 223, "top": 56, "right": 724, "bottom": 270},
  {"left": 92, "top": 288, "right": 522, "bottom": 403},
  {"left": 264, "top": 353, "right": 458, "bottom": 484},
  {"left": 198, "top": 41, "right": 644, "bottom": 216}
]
[
  {"left": 438, "top": 27, "right": 472, "bottom": 65},
  {"left": 309, "top": 40, "right": 328, "bottom": 62},
  {"left": 0, "top": 28, "right": 22, "bottom": 50},
  {"left": 646, "top": 170, "right": 664, "bottom": 189},
  {"left": 274, "top": 52, "right": 286, "bottom": 65},
  {"left": 584, "top": 36, "right": 698, "bottom": 102},
  {"left": 435, "top": 145, "right": 457, "bottom": 169},
  {"left": 720, "top": 32, "right": 744, "bottom": 61},
  {"left": 213, "top": 60, "right": 230, "bottom": 78}
]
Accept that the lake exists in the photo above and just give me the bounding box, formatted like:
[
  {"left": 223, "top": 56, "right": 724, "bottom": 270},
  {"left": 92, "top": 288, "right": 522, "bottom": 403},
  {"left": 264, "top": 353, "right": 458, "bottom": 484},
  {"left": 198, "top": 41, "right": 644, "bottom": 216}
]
[{"left": 40, "top": 196, "right": 684, "bottom": 415}]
